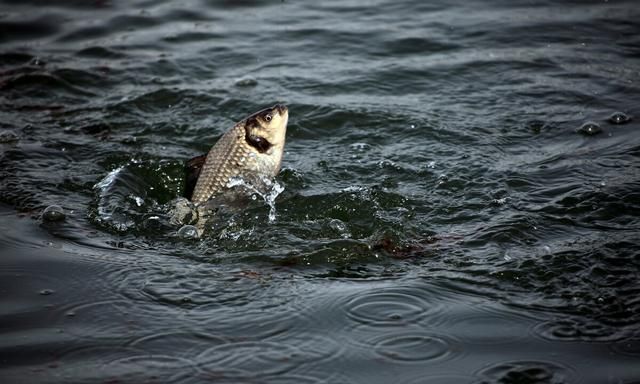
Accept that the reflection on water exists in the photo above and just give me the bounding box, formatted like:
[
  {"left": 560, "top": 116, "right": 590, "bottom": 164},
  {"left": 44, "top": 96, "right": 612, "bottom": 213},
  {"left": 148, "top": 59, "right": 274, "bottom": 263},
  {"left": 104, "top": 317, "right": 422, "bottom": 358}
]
[{"left": 1, "top": 0, "right": 640, "bottom": 382}]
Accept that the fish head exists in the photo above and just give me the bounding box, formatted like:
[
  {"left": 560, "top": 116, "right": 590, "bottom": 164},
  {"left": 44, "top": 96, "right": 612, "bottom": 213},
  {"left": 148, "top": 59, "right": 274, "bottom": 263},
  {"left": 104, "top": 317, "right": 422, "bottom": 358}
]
[{"left": 243, "top": 104, "right": 288, "bottom": 170}]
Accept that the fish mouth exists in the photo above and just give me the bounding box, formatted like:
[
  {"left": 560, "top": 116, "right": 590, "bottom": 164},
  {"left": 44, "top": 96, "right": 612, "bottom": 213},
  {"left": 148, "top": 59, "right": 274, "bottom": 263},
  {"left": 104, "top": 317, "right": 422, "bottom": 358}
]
[{"left": 274, "top": 104, "right": 288, "bottom": 115}]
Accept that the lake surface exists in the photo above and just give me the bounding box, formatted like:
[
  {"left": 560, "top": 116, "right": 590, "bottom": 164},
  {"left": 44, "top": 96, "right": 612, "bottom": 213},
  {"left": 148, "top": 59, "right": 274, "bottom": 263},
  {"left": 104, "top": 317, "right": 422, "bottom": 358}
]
[{"left": 1, "top": 0, "right": 640, "bottom": 383}]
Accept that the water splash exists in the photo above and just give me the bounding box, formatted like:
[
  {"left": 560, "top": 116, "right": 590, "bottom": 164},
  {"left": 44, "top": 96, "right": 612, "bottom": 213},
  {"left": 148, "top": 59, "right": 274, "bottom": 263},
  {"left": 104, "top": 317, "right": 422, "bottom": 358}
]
[
  {"left": 226, "top": 176, "right": 285, "bottom": 223},
  {"left": 93, "top": 166, "right": 135, "bottom": 232},
  {"left": 94, "top": 166, "right": 124, "bottom": 191}
]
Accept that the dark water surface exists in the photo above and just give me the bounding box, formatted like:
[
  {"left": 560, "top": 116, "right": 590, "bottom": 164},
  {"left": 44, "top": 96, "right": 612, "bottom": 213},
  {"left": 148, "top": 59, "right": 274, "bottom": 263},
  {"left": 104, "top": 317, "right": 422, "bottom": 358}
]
[{"left": 2, "top": 0, "right": 640, "bottom": 383}]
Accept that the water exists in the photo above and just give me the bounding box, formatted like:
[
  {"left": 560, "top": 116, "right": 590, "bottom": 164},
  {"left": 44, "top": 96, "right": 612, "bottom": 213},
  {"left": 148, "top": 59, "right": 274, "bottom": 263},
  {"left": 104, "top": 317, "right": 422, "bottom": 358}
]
[{"left": 1, "top": 0, "right": 640, "bottom": 382}]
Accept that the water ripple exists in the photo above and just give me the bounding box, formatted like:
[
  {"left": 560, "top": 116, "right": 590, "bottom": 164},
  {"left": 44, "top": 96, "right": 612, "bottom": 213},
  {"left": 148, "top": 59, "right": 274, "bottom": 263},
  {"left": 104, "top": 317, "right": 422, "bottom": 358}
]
[
  {"left": 534, "top": 317, "right": 629, "bottom": 342},
  {"left": 476, "top": 360, "right": 578, "bottom": 384},
  {"left": 402, "top": 374, "right": 477, "bottom": 384},
  {"left": 343, "top": 286, "right": 441, "bottom": 327},
  {"left": 59, "top": 299, "right": 173, "bottom": 341},
  {"left": 611, "top": 336, "right": 640, "bottom": 358},
  {"left": 2, "top": 0, "right": 640, "bottom": 382},
  {"left": 127, "top": 330, "right": 228, "bottom": 355},
  {"left": 371, "top": 331, "right": 453, "bottom": 363},
  {"left": 196, "top": 340, "right": 306, "bottom": 378},
  {"left": 445, "top": 307, "right": 531, "bottom": 345}
]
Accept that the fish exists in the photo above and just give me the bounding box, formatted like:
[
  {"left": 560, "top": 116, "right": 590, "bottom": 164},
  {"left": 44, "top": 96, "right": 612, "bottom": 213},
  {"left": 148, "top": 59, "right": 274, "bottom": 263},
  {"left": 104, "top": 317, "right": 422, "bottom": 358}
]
[{"left": 185, "top": 104, "right": 288, "bottom": 207}]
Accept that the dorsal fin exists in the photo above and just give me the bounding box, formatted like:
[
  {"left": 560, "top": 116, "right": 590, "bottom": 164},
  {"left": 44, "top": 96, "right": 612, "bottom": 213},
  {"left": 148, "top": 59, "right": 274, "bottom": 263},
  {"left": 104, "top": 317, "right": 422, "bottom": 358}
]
[{"left": 184, "top": 154, "right": 207, "bottom": 200}]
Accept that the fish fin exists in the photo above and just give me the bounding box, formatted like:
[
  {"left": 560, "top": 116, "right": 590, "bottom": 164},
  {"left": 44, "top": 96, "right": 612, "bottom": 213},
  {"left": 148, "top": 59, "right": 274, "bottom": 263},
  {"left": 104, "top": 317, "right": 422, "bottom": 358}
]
[{"left": 184, "top": 154, "right": 207, "bottom": 200}]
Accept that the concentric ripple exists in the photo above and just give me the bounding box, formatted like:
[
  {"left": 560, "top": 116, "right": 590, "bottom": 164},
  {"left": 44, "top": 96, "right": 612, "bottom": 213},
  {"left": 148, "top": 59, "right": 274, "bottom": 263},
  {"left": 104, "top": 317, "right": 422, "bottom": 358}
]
[
  {"left": 1, "top": 0, "right": 640, "bottom": 382},
  {"left": 127, "top": 330, "right": 228, "bottom": 356},
  {"left": 534, "top": 317, "right": 626, "bottom": 342},
  {"left": 105, "top": 354, "right": 199, "bottom": 378},
  {"left": 402, "top": 374, "right": 477, "bottom": 384},
  {"left": 476, "top": 360, "right": 578, "bottom": 384},
  {"left": 59, "top": 299, "right": 174, "bottom": 341},
  {"left": 445, "top": 306, "right": 532, "bottom": 345},
  {"left": 371, "top": 331, "right": 454, "bottom": 363},
  {"left": 196, "top": 341, "right": 306, "bottom": 377},
  {"left": 611, "top": 336, "right": 640, "bottom": 358},
  {"left": 343, "top": 286, "right": 440, "bottom": 327}
]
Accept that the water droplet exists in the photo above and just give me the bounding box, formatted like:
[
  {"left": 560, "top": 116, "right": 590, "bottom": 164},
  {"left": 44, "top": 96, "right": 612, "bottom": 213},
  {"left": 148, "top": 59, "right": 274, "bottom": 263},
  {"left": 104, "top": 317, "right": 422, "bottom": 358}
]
[
  {"left": 42, "top": 205, "right": 66, "bottom": 222},
  {"left": 607, "top": 111, "right": 631, "bottom": 125},
  {"left": 177, "top": 225, "right": 200, "bottom": 239},
  {"left": 576, "top": 121, "right": 601, "bottom": 136},
  {"left": 491, "top": 197, "right": 508, "bottom": 205},
  {"left": 121, "top": 136, "right": 137, "bottom": 144},
  {"left": 265, "top": 181, "right": 285, "bottom": 223},
  {"left": 224, "top": 176, "right": 284, "bottom": 222},
  {"left": 29, "top": 57, "right": 45, "bottom": 66}
]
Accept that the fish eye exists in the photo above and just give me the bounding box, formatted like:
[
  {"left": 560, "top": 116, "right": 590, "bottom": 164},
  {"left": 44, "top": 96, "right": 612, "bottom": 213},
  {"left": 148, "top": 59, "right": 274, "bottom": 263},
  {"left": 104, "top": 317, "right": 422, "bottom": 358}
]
[{"left": 264, "top": 114, "right": 272, "bottom": 122}]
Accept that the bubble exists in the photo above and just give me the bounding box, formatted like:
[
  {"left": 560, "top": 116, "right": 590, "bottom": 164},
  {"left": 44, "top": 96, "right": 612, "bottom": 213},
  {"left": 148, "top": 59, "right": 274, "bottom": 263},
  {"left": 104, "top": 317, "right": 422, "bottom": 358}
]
[
  {"left": 177, "top": 225, "right": 200, "bottom": 239},
  {"left": 42, "top": 205, "right": 66, "bottom": 222},
  {"left": 576, "top": 121, "right": 601, "bottom": 136},
  {"left": 607, "top": 111, "right": 631, "bottom": 125}
]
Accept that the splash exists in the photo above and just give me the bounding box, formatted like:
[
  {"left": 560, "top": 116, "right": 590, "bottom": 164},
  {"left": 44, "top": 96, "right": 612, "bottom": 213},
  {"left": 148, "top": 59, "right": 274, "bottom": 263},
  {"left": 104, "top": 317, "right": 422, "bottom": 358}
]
[
  {"left": 94, "top": 166, "right": 124, "bottom": 191},
  {"left": 93, "top": 166, "right": 135, "bottom": 231},
  {"left": 226, "top": 176, "right": 285, "bottom": 223}
]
